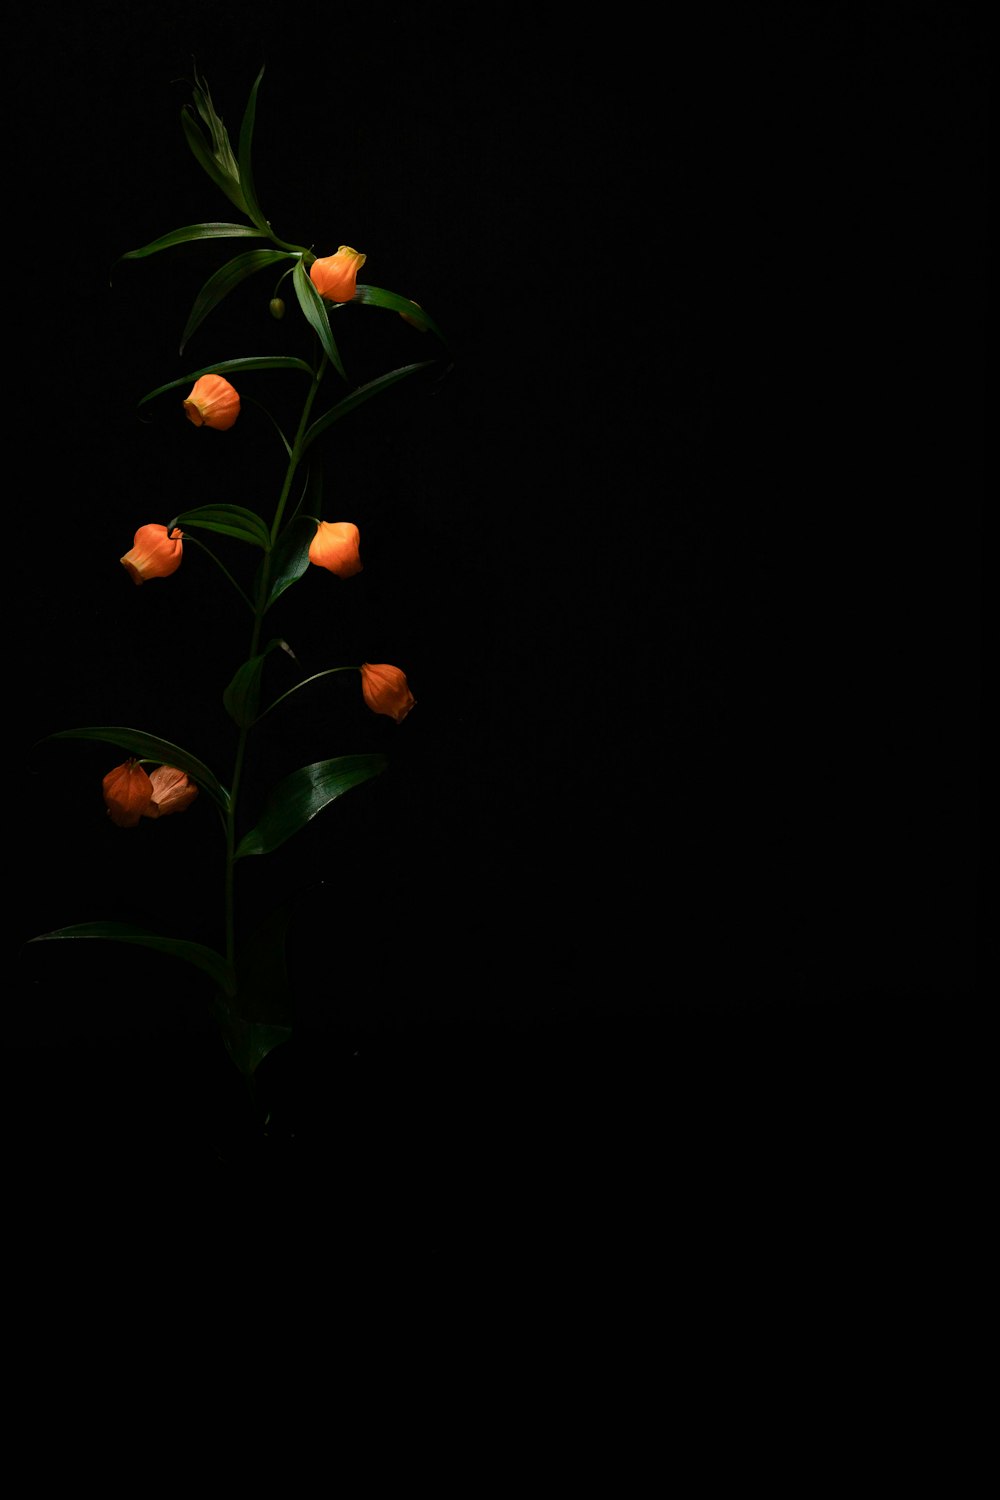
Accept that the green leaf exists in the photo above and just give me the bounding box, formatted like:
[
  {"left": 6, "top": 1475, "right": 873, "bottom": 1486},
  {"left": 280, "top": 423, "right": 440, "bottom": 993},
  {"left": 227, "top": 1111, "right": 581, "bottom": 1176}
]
[
  {"left": 301, "top": 362, "right": 435, "bottom": 453},
  {"left": 46, "top": 727, "right": 230, "bottom": 812},
  {"left": 235, "top": 754, "right": 387, "bottom": 858},
  {"left": 120, "top": 223, "right": 270, "bottom": 260},
  {"left": 265, "top": 514, "right": 316, "bottom": 611},
  {"left": 181, "top": 70, "right": 248, "bottom": 216},
  {"left": 237, "top": 67, "right": 268, "bottom": 231},
  {"left": 29, "top": 922, "right": 235, "bottom": 997},
  {"left": 137, "top": 355, "right": 313, "bottom": 409},
  {"left": 213, "top": 1000, "right": 292, "bottom": 1077},
  {"left": 353, "top": 284, "right": 449, "bottom": 344},
  {"left": 180, "top": 250, "right": 296, "bottom": 353},
  {"left": 223, "top": 639, "right": 291, "bottom": 728},
  {"left": 170, "top": 503, "right": 272, "bottom": 550},
  {"left": 293, "top": 259, "right": 347, "bottom": 381}
]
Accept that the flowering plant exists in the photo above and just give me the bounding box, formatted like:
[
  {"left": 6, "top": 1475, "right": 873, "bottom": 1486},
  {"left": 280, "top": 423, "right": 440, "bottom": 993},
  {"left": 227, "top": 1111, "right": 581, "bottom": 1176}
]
[{"left": 30, "top": 69, "right": 445, "bottom": 1090}]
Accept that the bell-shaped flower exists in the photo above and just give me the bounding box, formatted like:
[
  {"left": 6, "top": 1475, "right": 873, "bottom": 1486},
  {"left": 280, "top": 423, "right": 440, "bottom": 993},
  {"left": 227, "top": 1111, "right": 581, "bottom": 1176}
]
[
  {"left": 309, "top": 246, "right": 367, "bottom": 303},
  {"left": 102, "top": 759, "right": 154, "bottom": 828},
  {"left": 142, "top": 766, "right": 199, "bottom": 819},
  {"left": 361, "top": 662, "right": 416, "bottom": 723},
  {"left": 182, "top": 373, "right": 240, "bottom": 430},
  {"left": 309, "top": 521, "right": 363, "bottom": 578},
  {"left": 120, "top": 524, "right": 184, "bottom": 585}
]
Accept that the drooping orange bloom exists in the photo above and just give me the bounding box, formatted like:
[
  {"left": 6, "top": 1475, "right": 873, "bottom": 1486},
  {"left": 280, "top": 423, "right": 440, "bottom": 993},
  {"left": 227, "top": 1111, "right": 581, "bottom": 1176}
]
[
  {"left": 120, "top": 524, "right": 184, "bottom": 585},
  {"left": 309, "top": 246, "right": 367, "bottom": 302},
  {"left": 361, "top": 662, "right": 416, "bottom": 723},
  {"left": 143, "top": 766, "right": 199, "bottom": 819},
  {"left": 182, "top": 373, "right": 241, "bottom": 430},
  {"left": 308, "top": 521, "right": 363, "bottom": 578},
  {"left": 102, "top": 759, "right": 154, "bottom": 828},
  {"left": 103, "top": 761, "right": 198, "bottom": 827}
]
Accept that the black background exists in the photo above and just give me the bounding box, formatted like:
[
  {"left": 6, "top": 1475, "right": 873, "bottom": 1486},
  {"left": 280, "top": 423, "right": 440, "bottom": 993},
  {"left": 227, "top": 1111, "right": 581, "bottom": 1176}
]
[{"left": 11, "top": 3, "right": 981, "bottom": 1207}]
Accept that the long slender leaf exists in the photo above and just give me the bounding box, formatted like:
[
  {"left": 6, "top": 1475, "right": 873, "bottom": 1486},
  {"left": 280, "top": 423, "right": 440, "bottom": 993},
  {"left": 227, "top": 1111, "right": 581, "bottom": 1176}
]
[
  {"left": 301, "top": 362, "right": 435, "bottom": 453},
  {"left": 180, "top": 250, "right": 295, "bottom": 353},
  {"left": 29, "top": 922, "right": 236, "bottom": 997},
  {"left": 353, "top": 284, "right": 449, "bottom": 344},
  {"left": 293, "top": 259, "right": 347, "bottom": 381},
  {"left": 121, "top": 223, "right": 269, "bottom": 260},
  {"left": 181, "top": 70, "right": 248, "bottom": 216},
  {"left": 223, "top": 639, "right": 291, "bottom": 728},
  {"left": 181, "top": 103, "right": 248, "bottom": 217},
  {"left": 237, "top": 67, "right": 269, "bottom": 231},
  {"left": 46, "top": 727, "right": 230, "bottom": 812},
  {"left": 235, "top": 754, "right": 387, "bottom": 858},
  {"left": 265, "top": 514, "right": 317, "bottom": 610},
  {"left": 171, "top": 504, "right": 272, "bottom": 550},
  {"left": 138, "top": 355, "right": 313, "bottom": 409}
]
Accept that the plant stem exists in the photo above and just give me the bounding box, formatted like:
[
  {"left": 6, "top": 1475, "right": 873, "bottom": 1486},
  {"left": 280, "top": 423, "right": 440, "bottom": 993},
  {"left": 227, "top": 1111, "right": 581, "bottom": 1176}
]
[{"left": 223, "top": 350, "right": 329, "bottom": 974}]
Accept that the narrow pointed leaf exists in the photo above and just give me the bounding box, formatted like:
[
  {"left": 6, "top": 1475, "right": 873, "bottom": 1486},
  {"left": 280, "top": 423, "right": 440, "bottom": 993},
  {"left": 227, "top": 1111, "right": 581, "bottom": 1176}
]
[
  {"left": 181, "top": 69, "right": 248, "bottom": 216},
  {"left": 353, "top": 284, "right": 449, "bottom": 344},
  {"left": 29, "top": 922, "right": 235, "bottom": 997},
  {"left": 265, "top": 514, "right": 317, "bottom": 610},
  {"left": 223, "top": 639, "right": 289, "bottom": 728},
  {"left": 237, "top": 67, "right": 269, "bottom": 231},
  {"left": 138, "top": 355, "right": 312, "bottom": 409},
  {"left": 121, "top": 223, "right": 269, "bottom": 260},
  {"left": 301, "top": 362, "right": 435, "bottom": 452},
  {"left": 181, "top": 104, "right": 249, "bottom": 216},
  {"left": 46, "top": 727, "right": 229, "bottom": 811},
  {"left": 180, "top": 249, "right": 296, "bottom": 353},
  {"left": 214, "top": 1001, "right": 292, "bottom": 1076},
  {"left": 293, "top": 259, "right": 347, "bottom": 380},
  {"left": 235, "top": 754, "right": 387, "bottom": 858},
  {"left": 171, "top": 504, "right": 272, "bottom": 550}
]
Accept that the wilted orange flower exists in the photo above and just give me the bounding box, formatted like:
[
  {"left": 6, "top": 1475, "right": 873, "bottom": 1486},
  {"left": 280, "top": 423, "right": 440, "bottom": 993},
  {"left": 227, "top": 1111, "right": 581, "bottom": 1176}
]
[
  {"left": 102, "top": 761, "right": 198, "bottom": 827},
  {"left": 102, "top": 759, "right": 154, "bottom": 827},
  {"left": 182, "top": 373, "right": 240, "bottom": 430},
  {"left": 309, "top": 246, "right": 367, "bottom": 302},
  {"left": 309, "top": 521, "right": 363, "bottom": 578},
  {"left": 144, "top": 766, "right": 199, "bottom": 819},
  {"left": 361, "top": 662, "right": 415, "bottom": 723},
  {"left": 120, "top": 524, "right": 184, "bottom": 585}
]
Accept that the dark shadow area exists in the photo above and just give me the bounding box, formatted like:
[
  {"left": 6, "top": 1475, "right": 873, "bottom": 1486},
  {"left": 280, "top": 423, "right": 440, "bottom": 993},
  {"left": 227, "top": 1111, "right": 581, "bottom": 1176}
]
[{"left": 10, "top": 4, "right": 980, "bottom": 1206}]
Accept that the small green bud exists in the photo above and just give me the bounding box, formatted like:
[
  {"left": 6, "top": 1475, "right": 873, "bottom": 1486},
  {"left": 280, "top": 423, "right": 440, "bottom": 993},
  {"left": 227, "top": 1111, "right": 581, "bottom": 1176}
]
[{"left": 269, "top": 297, "right": 286, "bottom": 320}]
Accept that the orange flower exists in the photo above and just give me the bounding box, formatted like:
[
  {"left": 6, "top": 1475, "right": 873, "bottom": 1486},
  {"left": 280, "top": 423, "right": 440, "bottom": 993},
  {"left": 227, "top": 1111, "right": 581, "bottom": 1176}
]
[
  {"left": 102, "top": 761, "right": 198, "bottom": 828},
  {"left": 361, "top": 662, "right": 416, "bottom": 723},
  {"left": 182, "top": 373, "right": 240, "bottom": 430},
  {"left": 102, "top": 759, "right": 154, "bottom": 828},
  {"left": 309, "top": 245, "right": 367, "bottom": 303},
  {"left": 143, "top": 766, "right": 199, "bottom": 819},
  {"left": 308, "top": 521, "right": 363, "bottom": 578},
  {"left": 120, "top": 524, "right": 184, "bottom": 585}
]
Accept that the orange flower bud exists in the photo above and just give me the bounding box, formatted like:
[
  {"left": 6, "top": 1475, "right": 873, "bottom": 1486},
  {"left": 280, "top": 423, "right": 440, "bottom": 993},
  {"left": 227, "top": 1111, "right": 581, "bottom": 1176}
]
[
  {"left": 142, "top": 766, "right": 199, "bottom": 819},
  {"left": 309, "top": 245, "right": 367, "bottom": 303},
  {"left": 361, "top": 662, "right": 416, "bottom": 723},
  {"left": 308, "top": 521, "right": 363, "bottom": 578},
  {"left": 182, "top": 373, "right": 241, "bottom": 430},
  {"left": 120, "top": 524, "right": 184, "bottom": 585},
  {"left": 102, "top": 759, "right": 154, "bottom": 828}
]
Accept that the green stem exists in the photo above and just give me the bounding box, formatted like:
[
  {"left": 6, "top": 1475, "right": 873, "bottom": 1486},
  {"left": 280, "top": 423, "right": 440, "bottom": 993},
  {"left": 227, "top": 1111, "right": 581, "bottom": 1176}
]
[
  {"left": 181, "top": 533, "right": 255, "bottom": 612},
  {"left": 223, "top": 348, "right": 329, "bottom": 973},
  {"left": 253, "top": 666, "right": 358, "bottom": 726}
]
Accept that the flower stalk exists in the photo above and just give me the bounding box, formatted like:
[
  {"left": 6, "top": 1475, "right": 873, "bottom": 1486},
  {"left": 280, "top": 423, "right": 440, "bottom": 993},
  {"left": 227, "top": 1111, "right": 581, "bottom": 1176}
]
[{"left": 33, "top": 66, "right": 446, "bottom": 1090}]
